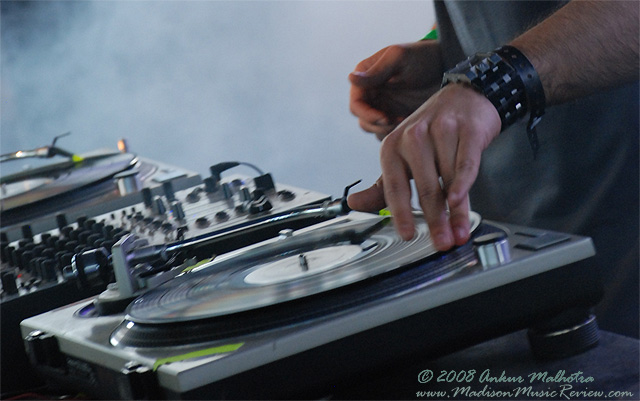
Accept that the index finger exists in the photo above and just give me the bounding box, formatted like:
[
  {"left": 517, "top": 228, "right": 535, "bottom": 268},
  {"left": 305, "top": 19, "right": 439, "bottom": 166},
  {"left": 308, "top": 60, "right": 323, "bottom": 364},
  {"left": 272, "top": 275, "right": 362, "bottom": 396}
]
[
  {"left": 349, "top": 84, "right": 389, "bottom": 126},
  {"left": 379, "top": 133, "right": 416, "bottom": 241}
]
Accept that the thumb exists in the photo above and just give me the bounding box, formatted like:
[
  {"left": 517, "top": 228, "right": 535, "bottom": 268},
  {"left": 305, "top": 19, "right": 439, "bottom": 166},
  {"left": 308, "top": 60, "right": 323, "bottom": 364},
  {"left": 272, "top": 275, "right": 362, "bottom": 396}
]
[
  {"left": 347, "top": 177, "right": 387, "bottom": 213},
  {"left": 349, "top": 46, "right": 403, "bottom": 88}
]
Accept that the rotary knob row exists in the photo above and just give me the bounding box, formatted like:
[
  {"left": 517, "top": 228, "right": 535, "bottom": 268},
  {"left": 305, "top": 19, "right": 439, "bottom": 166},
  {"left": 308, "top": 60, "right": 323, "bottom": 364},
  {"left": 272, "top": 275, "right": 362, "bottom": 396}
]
[{"left": 1, "top": 214, "right": 132, "bottom": 287}]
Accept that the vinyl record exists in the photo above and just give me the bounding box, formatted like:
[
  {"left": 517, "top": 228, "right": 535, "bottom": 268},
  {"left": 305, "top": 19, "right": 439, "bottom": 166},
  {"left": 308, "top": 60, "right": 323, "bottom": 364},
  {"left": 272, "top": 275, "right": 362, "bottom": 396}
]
[{"left": 124, "top": 212, "right": 482, "bottom": 325}]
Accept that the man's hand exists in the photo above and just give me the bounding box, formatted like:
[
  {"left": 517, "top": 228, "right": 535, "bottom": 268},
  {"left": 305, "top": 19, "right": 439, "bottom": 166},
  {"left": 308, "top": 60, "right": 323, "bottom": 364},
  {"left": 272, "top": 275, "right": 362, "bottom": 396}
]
[
  {"left": 349, "top": 41, "right": 444, "bottom": 140},
  {"left": 348, "top": 84, "right": 501, "bottom": 251}
]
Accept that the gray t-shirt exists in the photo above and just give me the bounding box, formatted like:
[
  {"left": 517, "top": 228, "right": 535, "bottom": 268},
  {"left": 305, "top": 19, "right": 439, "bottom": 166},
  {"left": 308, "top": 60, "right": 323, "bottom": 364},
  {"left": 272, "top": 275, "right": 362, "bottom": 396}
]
[{"left": 435, "top": 0, "right": 639, "bottom": 338}]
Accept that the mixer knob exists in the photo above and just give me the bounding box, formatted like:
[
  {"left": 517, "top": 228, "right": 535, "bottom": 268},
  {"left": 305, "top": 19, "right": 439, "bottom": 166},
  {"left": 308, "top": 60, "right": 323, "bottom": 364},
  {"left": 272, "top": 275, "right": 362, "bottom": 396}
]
[
  {"left": 254, "top": 173, "right": 276, "bottom": 192},
  {"left": 172, "top": 202, "right": 186, "bottom": 220},
  {"left": 141, "top": 187, "right": 153, "bottom": 208},
  {"left": 195, "top": 217, "right": 210, "bottom": 228},
  {"left": 92, "top": 221, "right": 105, "bottom": 233},
  {"left": 215, "top": 211, "right": 230, "bottom": 222},
  {"left": 32, "top": 258, "right": 46, "bottom": 279},
  {"left": 278, "top": 189, "right": 296, "bottom": 201},
  {"left": 221, "top": 182, "right": 233, "bottom": 200},
  {"left": 162, "top": 181, "right": 176, "bottom": 202},
  {"left": 248, "top": 196, "right": 273, "bottom": 215},
  {"left": 64, "top": 240, "right": 79, "bottom": 253},
  {"left": 32, "top": 244, "right": 46, "bottom": 257},
  {"left": 53, "top": 238, "right": 66, "bottom": 252},
  {"left": 83, "top": 219, "right": 97, "bottom": 231},
  {"left": 41, "top": 247, "right": 55, "bottom": 259},
  {"left": 20, "top": 251, "right": 36, "bottom": 273},
  {"left": 0, "top": 233, "right": 9, "bottom": 263},
  {"left": 203, "top": 177, "right": 218, "bottom": 193},
  {"left": 87, "top": 233, "right": 103, "bottom": 247},
  {"left": 186, "top": 188, "right": 201, "bottom": 203},
  {"left": 99, "top": 240, "right": 116, "bottom": 253},
  {"left": 161, "top": 222, "right": 174, "bottom": 233},
  {"left": 473, "top": 232, "right": 511, "bottom": 268},
  {"left": 69, "top": 229, "right": 81, "bottom": 241},
  {"left": 56, "top": 213, "right": 68, "bottom": 230},
  {"left": 54, "top": 251, "right": 67, "bottom": 269},
  {"left": 21, "top": 250, "right": 35, "bottom": 272},
  {"left": 59, "top": 253, "right": 74, "bottom": 272},
  {"left": 41, "top": 259, "right": 58, "bottom": 282},
  {"left": 76, "top": 215, "right": 88, "bottom": 227},
  {"left": 11, "top": 247, "right": 25, "bottom": 269},
  {"left": 60, "top": 226, "right": 73, "bottom": 238},
  {"left": 45, "top": 235, "right": 58, "bottom": 248},
  {"left": 252, "top": 189, "right": 265, "bottom": 201},
  {"left": 239, "top": 187, "right": 252, "bottom": 202},
  {"left": 102, "top": 225, "right": 115, "bottom": 240},
  {"left": 1, "top": 271, "right": 19, "bottom": 295},
  {"left": 153, "top": 197, "right": 166, "bottom": 215},
  {"left": 21, "top": 225, "right": 33, "bottom": 240},
  {"left": 3, "top": 246, "right": 15, "bottom": 266},
  {"left": 78, "top": 231, "right": 92, "bottom": 245}
]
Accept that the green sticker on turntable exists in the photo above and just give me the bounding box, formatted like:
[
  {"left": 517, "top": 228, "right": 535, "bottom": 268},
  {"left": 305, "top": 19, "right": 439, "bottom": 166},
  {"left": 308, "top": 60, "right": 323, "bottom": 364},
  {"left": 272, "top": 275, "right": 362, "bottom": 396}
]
[
  {"left": 180, "top": 257, "right": 215, "bottom": 273},
  {"left": 153, "top": 342, "right": 244, "bottom": 371}
]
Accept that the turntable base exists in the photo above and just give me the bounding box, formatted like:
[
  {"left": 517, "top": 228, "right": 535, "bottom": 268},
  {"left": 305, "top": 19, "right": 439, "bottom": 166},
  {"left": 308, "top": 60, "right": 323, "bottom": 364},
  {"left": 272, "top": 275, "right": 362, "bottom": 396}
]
[{"left": 20, "top": 215, "right": 600, "bottom": 399}]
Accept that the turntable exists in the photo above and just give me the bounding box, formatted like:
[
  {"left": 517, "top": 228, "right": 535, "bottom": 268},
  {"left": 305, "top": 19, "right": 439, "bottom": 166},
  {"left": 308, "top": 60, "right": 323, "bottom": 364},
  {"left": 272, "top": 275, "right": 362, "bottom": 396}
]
[
  {"left": 20, "top": 210, "right": 600, "bottom": 399},
  {"left": 2, "top": 137, "right": 333, "bottom": 395},
  {"left": 1, "top": 134, "right": 201, "bottom": 232}
]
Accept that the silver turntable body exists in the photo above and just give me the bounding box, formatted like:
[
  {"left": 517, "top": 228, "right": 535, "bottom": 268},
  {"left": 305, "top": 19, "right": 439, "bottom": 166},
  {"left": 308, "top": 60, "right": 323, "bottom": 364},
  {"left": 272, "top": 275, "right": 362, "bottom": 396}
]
[
  {"left": 1, "top": 144, "right": 333, "bottom": 395},
  {"left": 20, "top": 211, "right": 598, "bottom": 399}
]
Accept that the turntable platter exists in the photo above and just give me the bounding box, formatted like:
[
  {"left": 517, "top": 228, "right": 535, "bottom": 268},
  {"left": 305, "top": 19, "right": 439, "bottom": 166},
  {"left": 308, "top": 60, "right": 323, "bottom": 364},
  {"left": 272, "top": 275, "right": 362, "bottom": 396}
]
[
  {"left": 124, "top": 212, "right": 482, "bottom": 325},
  {"left": 0, "top": 152, "right": 137, "bottom": 211}
]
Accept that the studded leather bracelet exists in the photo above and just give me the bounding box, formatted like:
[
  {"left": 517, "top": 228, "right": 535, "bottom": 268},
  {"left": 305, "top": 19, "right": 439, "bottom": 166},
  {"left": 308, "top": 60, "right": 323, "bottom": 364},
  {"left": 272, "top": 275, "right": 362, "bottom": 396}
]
[{"left": 441, "top": 45, "right": 546, "bottom": 158}]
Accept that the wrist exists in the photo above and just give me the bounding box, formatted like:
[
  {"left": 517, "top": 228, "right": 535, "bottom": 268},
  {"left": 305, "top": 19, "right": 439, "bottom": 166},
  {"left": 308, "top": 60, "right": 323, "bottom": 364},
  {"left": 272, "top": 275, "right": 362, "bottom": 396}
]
[{"left": 441, "top": 46, "right": 545, "bottom": 157}]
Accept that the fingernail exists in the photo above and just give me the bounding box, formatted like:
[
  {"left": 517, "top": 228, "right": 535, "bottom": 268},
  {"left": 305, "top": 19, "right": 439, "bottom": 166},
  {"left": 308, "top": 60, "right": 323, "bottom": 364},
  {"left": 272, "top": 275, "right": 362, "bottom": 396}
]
[
  {"left": 454, "top": 226, "right": 468, "bottom": 242},
  {"left": 398, "top": 223, "right": 415, "bottom": 241},
  {"left": 375, "top": 118, "right": 388, "bottom": 126},
  {"left": 433, "top": 232, "right": 453, "bottom": 251}
]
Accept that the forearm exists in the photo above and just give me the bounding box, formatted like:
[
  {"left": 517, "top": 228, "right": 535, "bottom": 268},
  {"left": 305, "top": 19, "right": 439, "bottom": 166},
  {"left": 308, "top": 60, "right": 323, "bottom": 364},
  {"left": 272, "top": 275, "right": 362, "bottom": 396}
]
[{"left": 510, "top": 0, "right": 639, "bottom": 105}]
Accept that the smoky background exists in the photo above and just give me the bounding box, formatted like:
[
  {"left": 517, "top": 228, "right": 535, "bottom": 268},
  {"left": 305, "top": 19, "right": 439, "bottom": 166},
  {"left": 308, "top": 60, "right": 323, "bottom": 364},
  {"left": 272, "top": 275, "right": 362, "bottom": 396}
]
[{"left": 1, "top": 1, "right": 434, "bottom": 197}]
